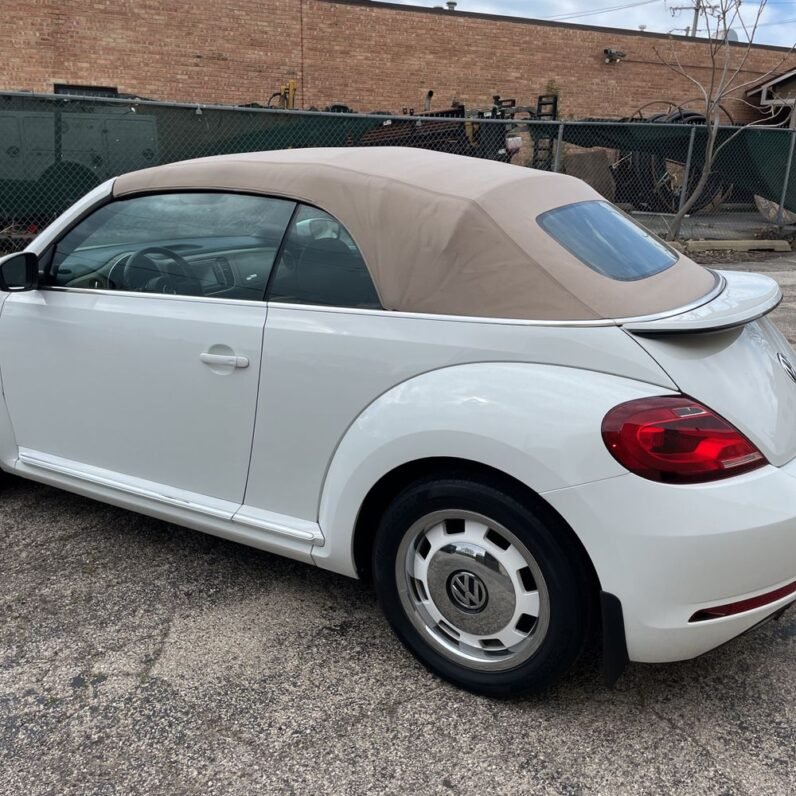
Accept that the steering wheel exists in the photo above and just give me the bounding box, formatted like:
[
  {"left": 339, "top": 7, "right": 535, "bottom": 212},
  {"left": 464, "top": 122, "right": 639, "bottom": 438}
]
[
  {"left": 121, "top": 246, "right": 203, "bottom": 296},
  {"left": 280, "top": 246, "right": 298, "bottom": 273}
]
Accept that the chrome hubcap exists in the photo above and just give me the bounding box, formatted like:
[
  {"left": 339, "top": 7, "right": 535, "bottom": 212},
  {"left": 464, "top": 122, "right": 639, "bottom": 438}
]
[{"left": 397, "top": 510, "right": 550, "bottom": 671}]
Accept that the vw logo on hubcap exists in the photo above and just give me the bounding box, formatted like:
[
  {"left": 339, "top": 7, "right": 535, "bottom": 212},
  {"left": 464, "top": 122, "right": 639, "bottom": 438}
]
[
  {"left": 447, "top": 570, "right": 488, "bottom": 613},
  {"left": 778, "top": 352, "right": 796, "bottom": 384}
]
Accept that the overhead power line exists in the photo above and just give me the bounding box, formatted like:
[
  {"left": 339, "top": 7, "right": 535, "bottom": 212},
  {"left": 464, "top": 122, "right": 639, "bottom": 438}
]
[
  {"left": 541, "top": 0, "right": 661, "bottom": 21},
  {"left": 758, "top": 14, "right": 796, "bottom": 23}
]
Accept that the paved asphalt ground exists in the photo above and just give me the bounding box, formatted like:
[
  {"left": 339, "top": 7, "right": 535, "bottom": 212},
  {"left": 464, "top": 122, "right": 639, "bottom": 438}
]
[{"left": 2, "top": 256, "right": 795, "bottom": 795}]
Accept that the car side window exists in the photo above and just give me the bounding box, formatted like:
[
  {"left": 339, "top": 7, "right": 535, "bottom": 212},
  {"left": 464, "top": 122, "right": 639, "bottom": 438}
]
[
  {"left": 268, "top": 205, "right": 382, "bottom": 309},
  {"left": 50, "top": 193, "right": 296, "bottom": 301}
]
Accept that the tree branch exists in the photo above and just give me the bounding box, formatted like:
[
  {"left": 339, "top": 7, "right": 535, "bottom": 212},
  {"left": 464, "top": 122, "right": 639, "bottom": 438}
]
[
  {"left": 721, "top": 1, "right": 776, "bottom": 95},
  {"left": 653, "top": 44, "right": 709, "bottom": 109},
  {"left": 712, "top": 110, "right": 793, "bottom": 160},
  {"left": 725, "top": 44, "right": 796, "bottom": 95},
  {"left": 648, "top": 0, "right": 795, "bottom": 240}
]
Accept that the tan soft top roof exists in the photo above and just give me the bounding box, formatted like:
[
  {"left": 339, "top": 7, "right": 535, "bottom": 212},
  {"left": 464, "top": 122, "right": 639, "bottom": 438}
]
[{"left": 113, "top": 147, "right": 715, "bottom": 320}]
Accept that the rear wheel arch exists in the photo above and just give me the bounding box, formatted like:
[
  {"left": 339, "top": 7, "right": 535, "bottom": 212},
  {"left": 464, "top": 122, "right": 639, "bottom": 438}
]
[{"left": 352, "top": 457, "right": 601, "bottom": 597}]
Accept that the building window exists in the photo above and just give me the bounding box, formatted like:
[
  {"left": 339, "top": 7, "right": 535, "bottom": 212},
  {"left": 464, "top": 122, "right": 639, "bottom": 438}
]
[{"left": 53, "top": 84, "right": 119, "bottom": 98}]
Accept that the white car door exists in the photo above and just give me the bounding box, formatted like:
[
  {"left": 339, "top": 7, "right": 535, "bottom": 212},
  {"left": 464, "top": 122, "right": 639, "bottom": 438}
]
[{"left": 0, "top": 191, "right": 296, "bottom": 513}]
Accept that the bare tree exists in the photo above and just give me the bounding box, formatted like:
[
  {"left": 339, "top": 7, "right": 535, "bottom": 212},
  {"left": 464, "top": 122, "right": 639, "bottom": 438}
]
[{"left": 654, "top": 0, "right": 795, "bottom": 240}]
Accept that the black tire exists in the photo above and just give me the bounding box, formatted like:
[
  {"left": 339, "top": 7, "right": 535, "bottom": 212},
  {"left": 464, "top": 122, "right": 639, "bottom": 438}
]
[{"left": 373, "top": 474, "right": 594, "bottom": 697}]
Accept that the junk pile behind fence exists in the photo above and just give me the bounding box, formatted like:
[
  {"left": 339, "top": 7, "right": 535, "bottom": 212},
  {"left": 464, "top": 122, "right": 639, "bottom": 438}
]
[{"left": 1, "top": 91, "right": 794, "bottom": 252}]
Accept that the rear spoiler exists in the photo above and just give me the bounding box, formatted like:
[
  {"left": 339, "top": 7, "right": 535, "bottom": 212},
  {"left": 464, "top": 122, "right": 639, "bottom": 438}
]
[{"left": 622, "top": 270, "right": 782, "bottom": 335}]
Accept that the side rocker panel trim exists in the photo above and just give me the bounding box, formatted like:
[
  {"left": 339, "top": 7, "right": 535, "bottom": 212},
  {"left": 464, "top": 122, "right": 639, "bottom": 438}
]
[
  {"left": 14, "top": 460, "right": 316, "bottom": 564},
  {"left": 17, "top": 448, "right": 322, "bottom": 546}
]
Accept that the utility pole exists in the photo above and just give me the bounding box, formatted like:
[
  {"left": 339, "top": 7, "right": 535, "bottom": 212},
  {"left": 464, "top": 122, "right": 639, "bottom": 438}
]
[
  {"left": 670, "top": 1, "right": 705, "bottom": 38},
  {"left": 691, "top": 0, "right": 701, "bottom": 37}
]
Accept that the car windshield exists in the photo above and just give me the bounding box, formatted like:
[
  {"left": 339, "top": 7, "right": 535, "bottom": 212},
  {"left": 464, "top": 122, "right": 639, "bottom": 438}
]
[{"left": 536, "top": 200, "right": 678, "bottom": 281}]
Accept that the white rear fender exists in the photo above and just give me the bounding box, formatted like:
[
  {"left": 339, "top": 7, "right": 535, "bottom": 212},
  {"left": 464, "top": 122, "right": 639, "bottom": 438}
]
[{"left": 314, "top": 362, "right": 674, "bottom": 577}]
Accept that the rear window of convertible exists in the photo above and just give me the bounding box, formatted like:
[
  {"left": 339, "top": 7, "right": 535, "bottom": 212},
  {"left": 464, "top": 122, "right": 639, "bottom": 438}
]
[{"left": 537, "top": 200, "right": 678, "bottom": 281}]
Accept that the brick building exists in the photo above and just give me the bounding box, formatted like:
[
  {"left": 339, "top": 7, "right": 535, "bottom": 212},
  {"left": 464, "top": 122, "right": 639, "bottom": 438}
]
[{"left": 5, "top": 0, "right": 795, "bottom": 119}]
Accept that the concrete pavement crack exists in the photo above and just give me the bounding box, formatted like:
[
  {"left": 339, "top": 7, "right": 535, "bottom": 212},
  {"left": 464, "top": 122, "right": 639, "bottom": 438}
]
[
  {"left": 645, "top": 703, "right": 751, "bottom": 796},
  {"left": 138, "top": 603, "right": 177, "bottom": 684}
]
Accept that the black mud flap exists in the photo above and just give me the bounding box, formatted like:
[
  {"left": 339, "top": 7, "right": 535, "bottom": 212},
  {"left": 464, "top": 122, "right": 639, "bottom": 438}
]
[{"left": 601, "top": 591, "right": 629, "bottom": 687}]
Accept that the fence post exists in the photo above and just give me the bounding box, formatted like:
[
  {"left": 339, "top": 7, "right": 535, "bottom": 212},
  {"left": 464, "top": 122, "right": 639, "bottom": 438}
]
[
  {"left": 552, "top": 122, "right": 565, "bottom": 173},
  {"left": 776, "top": 129, "right": 796, "bottom": 228},
  {"left": 678, "top": 125, "right": 697, "bottom": 213}
]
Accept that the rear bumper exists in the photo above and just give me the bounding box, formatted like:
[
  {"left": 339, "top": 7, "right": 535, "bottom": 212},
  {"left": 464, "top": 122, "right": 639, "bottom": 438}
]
[{"left": 543, "top": 459, "right": 796, "bottom": 663}]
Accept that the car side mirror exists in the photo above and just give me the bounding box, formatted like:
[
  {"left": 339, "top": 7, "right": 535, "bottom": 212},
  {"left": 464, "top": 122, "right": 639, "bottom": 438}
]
[{"left": 0, "top": 252, "right": 39, "bottom": 292}]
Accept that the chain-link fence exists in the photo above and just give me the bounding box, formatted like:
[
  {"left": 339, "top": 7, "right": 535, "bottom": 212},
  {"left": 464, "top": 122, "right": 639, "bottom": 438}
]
[{"left": 1, "top": 91, "right": 794, "bottom": 253}]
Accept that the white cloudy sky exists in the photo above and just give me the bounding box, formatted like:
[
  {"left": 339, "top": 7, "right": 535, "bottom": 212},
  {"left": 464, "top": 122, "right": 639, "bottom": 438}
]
[{"left": 373, "top": 1, "right": 796, "bottom": 47}]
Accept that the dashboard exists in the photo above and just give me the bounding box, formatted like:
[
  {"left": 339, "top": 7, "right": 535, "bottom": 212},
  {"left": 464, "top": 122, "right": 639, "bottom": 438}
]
[{"left": 52, "top": 237, "right": 280, "bottom": 302}]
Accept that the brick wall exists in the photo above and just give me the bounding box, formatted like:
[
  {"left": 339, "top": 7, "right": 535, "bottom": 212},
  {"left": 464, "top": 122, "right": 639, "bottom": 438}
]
[
  {"left": 4, "top": 0, "right": 301, "bottom": 103},
  {"left": 4, "top": 0, "right": 794, "bottom": 120}
]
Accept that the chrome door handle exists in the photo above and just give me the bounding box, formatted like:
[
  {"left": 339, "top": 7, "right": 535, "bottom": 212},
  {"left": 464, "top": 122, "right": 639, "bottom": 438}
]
[{"left": 200, "top": 352, "right": 249, "bottom": 369}]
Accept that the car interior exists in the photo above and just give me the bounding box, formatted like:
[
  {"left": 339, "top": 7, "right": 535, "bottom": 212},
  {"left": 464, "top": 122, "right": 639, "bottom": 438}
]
[
  {"left": 52, "top": 234, "right": 284, "bottom": 301},
  {"left": 46, "top": 193, "right": 382, "bottom": 308}
]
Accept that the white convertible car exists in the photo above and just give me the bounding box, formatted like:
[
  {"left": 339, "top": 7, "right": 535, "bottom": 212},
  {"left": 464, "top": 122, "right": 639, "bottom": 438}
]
[{"left": 0, "top": 148, "right": 794, "bottom": 696}]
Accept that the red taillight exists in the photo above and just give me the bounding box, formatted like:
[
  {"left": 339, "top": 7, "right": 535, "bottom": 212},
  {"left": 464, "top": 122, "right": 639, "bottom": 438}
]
[{"left": 601, "top": 396, "right": 767, "bottom": 484}]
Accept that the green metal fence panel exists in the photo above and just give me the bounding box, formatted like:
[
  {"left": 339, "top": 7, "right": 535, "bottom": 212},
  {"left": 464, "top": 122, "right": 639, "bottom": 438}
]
[
  {"left": 0, "top": 91, "right": 793, "bottom": 253},
  {"left": 560, "top": 122, "right": 796, "bottom": 213}
]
